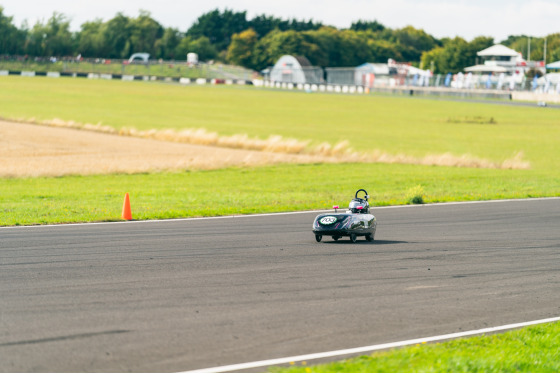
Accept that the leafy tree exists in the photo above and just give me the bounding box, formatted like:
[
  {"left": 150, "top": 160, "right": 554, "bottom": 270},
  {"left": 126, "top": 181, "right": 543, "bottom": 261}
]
[
  {"left": 155, "top": 28, "right": 183, "bottom": 59},
  {"left": 350, "top": 20, "right": 385, "bottom": 32},
  {"left": 188, "top": 36, "right": 218, "bottom": 61},
  {"left": 248, "top": 14, "right": 281, "bottom": 38},
  {"left": 3, "top": 5, "right": 558, "bottom": 72},
  {"left": 248, "top": 14, "right": 322, "bottom": 37},
  {"left": 420, "top": 36, "right": 487, "bottom": 73},
  {"left": 24, "top": 12, "right": 73, "bottom": 56},
  {"left": 465, "top": 36, "right": 494, "bottom": 65},
  {"left": 227, "top": 28, "right": 258, "bottom": 68},
  {"left": 128, "top": 10, "right": 164, "bottom": 56},
  {"left": 279, "top": 18, "right": 323, "bottom": 32},
  {"left": 100, "top": 13, "right": 131, "bottom": 58},
  {"left": 76, "top": 19, "right": 104, "bottom": 57},
  {"left": 333, "top": 29, "right": 371, "bottom": 66},
  {"left": 420, "top": 47, "right": 445, "bottom": 73},
  {"left": 505, "top": 34, "right": 560, "bottom": 63},
  {"left": 251, "top": 29, "right": 325, "bottom": 70},
  {"left": 0, "top": 6, "right": 26, "bottom": 54},
  {"left": 304, "top": 27, "right": 342, "bottom": 66},
  {"left": 545, "top": 34, "right": 560, "bottom": 63},
  {"left": 186, "top": 9, "right": 248, "bottom": 51},
  {"left": 175, "top": 35, "right": 218, "bottom": 61},
  {"left": 174, "top": 36, "right": 191, "bottom": 59},
  {"left": 502, "top": 35, "right": 531, "bottom": 60},
  {"left": 367, "top": 38, "right": 403, "bottom": 62},
  {"left": 390, "top": 25, "right": 440, "bottom": 61}
]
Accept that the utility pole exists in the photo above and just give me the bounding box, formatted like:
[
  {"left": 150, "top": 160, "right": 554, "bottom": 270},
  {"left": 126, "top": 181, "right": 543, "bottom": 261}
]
[
  {"left": 527, "top": 36, "right": 531, "bottom": 62},
  {"left": 544, "top": 37, "right": 547, "bottom": 65},
  {"left": 544, "top": 37, "right": 547, "bottom": 77}
]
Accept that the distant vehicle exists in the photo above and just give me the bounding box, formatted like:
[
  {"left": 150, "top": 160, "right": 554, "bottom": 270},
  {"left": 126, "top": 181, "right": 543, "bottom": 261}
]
[
  {"left": 128, "top": 53, "right": 150, "bottom": 64},
  {"left": 312, "top": 189, "right": 377, "bottom": 243},
  {"left": 187, "top": 53, "right": 198, "bottom": 65}
]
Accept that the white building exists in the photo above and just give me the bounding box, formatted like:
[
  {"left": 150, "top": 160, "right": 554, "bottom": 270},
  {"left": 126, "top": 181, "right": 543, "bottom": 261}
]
[
  {"left": 354, "top": 63, "right": 390, "bottom": 86},
  {"left": 464, "top": 44, "right": 543, "bottom": 75}
]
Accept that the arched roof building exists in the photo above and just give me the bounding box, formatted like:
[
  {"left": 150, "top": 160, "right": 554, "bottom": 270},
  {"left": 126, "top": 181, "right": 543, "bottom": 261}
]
[{"left": 269, "top": 55, "right": 322, "bottom": 84}]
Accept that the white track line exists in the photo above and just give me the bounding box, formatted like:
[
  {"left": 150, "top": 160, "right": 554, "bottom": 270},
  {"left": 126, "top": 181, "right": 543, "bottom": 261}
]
[
  {"left": 182, "top": 316, "right": 560, "bottom": 373},
  {"left": 2, "top": 197, "right": 559, "bottom": 230}
]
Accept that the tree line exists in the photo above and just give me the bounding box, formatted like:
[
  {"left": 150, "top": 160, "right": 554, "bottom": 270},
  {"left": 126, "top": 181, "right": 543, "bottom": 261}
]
[{"left": 1, "top": 6, "right": 559, "bottom": 74}]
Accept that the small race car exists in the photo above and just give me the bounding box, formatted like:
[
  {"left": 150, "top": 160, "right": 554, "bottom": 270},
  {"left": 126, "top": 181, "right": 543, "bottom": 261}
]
[{"left": 312, "top": 189, "right": 377, "bottom": 243}]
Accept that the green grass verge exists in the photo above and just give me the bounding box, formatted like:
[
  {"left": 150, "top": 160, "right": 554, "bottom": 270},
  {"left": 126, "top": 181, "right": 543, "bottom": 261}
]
[
  {"left": 270, "top": 322, "right": 560, "bottom": 373},
  {"left": 1, "top": 76, "right": 559, "bottom": 170},
  {"left": 1, "top": 163, "right": 558, "bottom": 226}
]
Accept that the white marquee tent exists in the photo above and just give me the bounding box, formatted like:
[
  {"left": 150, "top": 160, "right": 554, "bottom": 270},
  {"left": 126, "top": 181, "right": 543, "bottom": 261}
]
[{"left": 546, "top": 61, "right": 560, "bottom": 70}]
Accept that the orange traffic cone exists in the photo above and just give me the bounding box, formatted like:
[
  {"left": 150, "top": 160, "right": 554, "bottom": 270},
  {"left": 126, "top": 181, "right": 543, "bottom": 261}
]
[{"left": 122, "top": 193, "right": 132, "bottom": 220}]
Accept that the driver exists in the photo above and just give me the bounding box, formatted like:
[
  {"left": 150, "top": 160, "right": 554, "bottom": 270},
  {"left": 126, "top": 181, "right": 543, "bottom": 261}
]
[{"left": 348, "top": 199, "right": 369, "bottom": 214}]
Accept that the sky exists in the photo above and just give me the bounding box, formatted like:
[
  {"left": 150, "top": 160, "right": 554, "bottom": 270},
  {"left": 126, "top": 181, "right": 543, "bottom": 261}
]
[{"left": 1, "top": 0, "right": 559, "bottom": 42}]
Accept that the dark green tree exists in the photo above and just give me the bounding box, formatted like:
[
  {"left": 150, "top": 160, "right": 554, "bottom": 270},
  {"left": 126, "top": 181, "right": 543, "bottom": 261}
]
[
  {"left": 75, "top": 19, "right": 104, "bottom": 57},
  {"left": 350, "top": 20, "right": 385, "bottom": 32},
  {"left": 367, "top": 38, "right": 403, "bottom": 62},
  {"left": 24, "top": 12, "right": 73, "bottom": 56},
  {"left": 186, "top": 9, "right": 248, "bottom": 51},
  {"left": 465, "top": 36, "right": 494, "bottom": 65},
  {"left": 248, "top": 15, "right": 322, "bottom": 37},
  {"left": 420, "top": 36, "right": 488, "bottom": 73},
  {"left": 128, "top": 10, "right": 164, "bottom": 56},
  {"left": 248, "top": 14, "right": 282, "bottom": 38},
  {"left": 0, "top": 6, "right": 26, "bottom": 54},
  {"left": 100, "top": 13, "right": 132, "bottom": 58},
  {"left": 155, "top": 27, "right": 183, "bottom": 59},
  {"left": 251, "top": 29, "right": 325, "bottom": 70},
  {"left": 390, "top": 25, "right": 440, "bottom": 61},
  {"left": 188, "top": 36, "right": 219, "bottom": 61}
]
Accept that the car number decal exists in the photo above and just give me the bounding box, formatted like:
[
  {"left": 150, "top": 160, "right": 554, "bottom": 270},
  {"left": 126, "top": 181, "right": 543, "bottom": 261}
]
[{"left": 319, "top": 216, "right": 337, "bottom": 225}]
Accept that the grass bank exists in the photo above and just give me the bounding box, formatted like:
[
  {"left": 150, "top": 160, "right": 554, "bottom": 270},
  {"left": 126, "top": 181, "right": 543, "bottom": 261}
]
[
  {"left": 1, "top": 163, "right": 558, "bottom": 226},
  {"left": 270, "top": 322, "right": 560, "bottom": 372}
]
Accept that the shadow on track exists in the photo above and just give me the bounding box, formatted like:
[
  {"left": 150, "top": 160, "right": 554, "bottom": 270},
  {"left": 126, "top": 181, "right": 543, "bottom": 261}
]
[{"left": 321, "top": 239, "right": 408, "bottom": 245}]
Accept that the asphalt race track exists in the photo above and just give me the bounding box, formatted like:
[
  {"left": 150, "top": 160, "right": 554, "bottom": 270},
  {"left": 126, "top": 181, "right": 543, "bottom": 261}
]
[{"left": 1, "top": 198, "right": 560, "bottom": 372}]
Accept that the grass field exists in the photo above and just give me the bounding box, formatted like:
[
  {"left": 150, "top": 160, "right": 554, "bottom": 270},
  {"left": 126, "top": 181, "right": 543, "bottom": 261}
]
[
  {"left": 1, "top": 76, "right": 559, "bottom": 169},
  {"left": 2, "top": 163, "right": 558, "bottom": 226},
  {"left": 270, "top": 322, "right": 560, "bottom": 373}
]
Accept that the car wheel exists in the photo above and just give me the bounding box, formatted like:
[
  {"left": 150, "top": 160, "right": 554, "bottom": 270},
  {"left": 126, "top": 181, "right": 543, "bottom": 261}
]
[
  {"left": 315, "top": 235, "right": 322, "bottom": 242},
  {"left": 350, "top": 233, "right": 357, "bottom": 243},
  {"left": 366, "top": 234, "right": 374, "bottom": 242}
]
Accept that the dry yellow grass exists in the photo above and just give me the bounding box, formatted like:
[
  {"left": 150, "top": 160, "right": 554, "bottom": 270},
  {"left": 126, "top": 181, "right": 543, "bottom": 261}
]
[
  {"left": 368, "top": 150, "right": 530, "bottom": 169},
  {"left": 0, "top": 120, "right": 341, "bottom": 177},
  {"left": 2, "top": 117, "right": 531, "bottom": 174}
]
